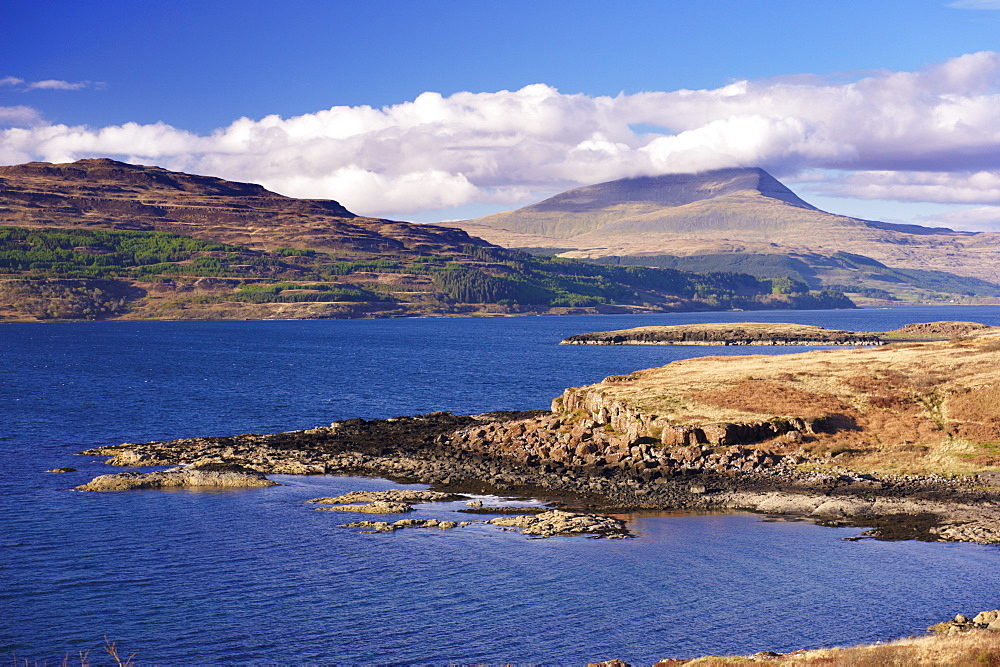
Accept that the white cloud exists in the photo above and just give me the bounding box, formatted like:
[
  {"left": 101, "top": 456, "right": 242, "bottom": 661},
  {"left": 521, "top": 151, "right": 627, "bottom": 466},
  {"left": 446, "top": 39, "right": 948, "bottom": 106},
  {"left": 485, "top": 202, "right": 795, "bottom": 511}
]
[
  {"left": 5, "top": 52, "right": 1000, "bottom": 218},
  {"left": 27, "top": 79, "right": 91, "bottom": 91},
  {"left": 0, "top": 76, "right": 99, "bottom": 92},
  {"left": 0, "top": 106, "right": 43, "bottom": 129},
  {"left": 947, "top": 0, "right": 1000, "bottom": 9},
  {"left": 811, "top": 170, "right": 1000, "bottom": 205},
  {"left": 920, "top": 206, "right": 1000, "bottom": 232}
]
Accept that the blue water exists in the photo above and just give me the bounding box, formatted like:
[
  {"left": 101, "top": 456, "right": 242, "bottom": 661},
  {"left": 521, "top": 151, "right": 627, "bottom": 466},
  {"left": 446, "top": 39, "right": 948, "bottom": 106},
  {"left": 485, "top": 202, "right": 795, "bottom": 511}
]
[{"left": 4, "top": 306, "right": 1000, "bottom": 664}]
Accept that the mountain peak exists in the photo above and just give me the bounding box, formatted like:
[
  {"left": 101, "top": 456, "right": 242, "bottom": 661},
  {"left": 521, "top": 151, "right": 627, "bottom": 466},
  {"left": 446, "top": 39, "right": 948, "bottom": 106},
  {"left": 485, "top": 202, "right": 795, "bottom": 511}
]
[
  {"left": 529, "top": 168, "right": 816, "bottom": 215},
  {"left": 452, "top": 167, "right": 824, "bottom": 241}
]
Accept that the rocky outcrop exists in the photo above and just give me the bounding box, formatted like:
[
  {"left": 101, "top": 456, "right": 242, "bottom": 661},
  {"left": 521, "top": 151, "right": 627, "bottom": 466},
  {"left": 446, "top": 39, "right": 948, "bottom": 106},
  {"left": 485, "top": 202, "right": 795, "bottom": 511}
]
[
  {"left": 486, "top": 510, "right": 630, "bottom": 538},
  {"left": 930, "top": 610, "right": 1000, "bottom": 634},
  {"left": 561, "top": 323, "right": 884, "bottom": 347},
  {"left": 446, "top": 411, "right": 795, "bottom": 486},
  {"left": 335, "top": 509, "right": 629, "bottom": 538},
  {"left": 553, "top": 385, "right": 809, "bottom": 449},
  {"left": 337, "top": 518, "right": 474, "bottom": 532},
  {"left": 929, "top": 521, "right": 1000, "bottom": 543},
  {"left": 888, "top": 321, "right": 994, "bottom": 338},
  {"left": 316, "top": 501, "right": 414, "bottom": 514},
  {"left": 75, "top": 407, "right": 1000, "bottom": 544},
  {"left": 308, "top": 489, "right": 469, "bottom": 517},
  {"left": 75, "top": 467, "right": 277, "bottom": 491},
  {"left": 307, "top": 490, "right": 461, "bottom": 505}
]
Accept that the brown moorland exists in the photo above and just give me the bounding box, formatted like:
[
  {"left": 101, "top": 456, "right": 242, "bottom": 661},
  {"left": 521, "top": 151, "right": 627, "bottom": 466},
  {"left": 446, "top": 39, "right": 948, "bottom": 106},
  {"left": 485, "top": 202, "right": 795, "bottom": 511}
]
[
  {"left": 556, "top": 327, "right": 1000, "bottom": 476},
  {"left": 0, "top": 158, "right": 479, "bottom": 254},
  {"left": 0, "top": 159, "right": 852, "bottom": 321}
]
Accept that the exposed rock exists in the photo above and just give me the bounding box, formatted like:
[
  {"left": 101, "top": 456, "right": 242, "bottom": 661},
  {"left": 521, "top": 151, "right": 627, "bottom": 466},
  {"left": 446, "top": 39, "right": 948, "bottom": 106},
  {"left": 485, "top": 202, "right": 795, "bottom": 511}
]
[
  {"left": 888, "top": 321, "right": 993, "bottom": 338},
  {"left": 974, "top": 610, "right": 1000, "bottom": 626},
  {"left": 75, "top": 468, "right": 277, "bottom": 492},
  {"left": 315, "top": 501, "right": 413, "bottom": 514},
  {"left": 929, "top": 610, "right": 1000, "bottom": 634},
  {"left": 486, "top": 510, "right": 630, "bottom": 539},
  {"left": 929, "top": 521, "right": 1000, "bottom": 543},
  {"left": 561, "top": 322, "right": 884, "bottom": 347},
  {"left": 338, "top": 519, "right": 474, "bottom": 532},
  {"left": 307, "top": 489, "right": 461, "bottom": 505},
  {"left": 44, "top": 467, "right": 76, "bottom": 473}
]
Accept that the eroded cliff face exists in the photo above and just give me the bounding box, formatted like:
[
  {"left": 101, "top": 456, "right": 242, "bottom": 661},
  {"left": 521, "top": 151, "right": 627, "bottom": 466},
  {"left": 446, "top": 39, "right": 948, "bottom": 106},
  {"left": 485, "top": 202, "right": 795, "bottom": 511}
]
[
  {"left": 446, "top": 410, "right": 795, "bottom": 484},
  {"left": 553, "top": 383, "right": 809, "bottom": 448},
  {"left": 447, "top": 329, "right": 1000, "bottom": 481}
]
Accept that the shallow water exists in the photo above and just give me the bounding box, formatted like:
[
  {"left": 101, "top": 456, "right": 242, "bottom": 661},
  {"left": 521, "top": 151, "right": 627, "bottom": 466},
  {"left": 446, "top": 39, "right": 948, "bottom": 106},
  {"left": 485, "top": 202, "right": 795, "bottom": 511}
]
[{"left": 3, "top": 306, "right": 1000, "bottom": 663}]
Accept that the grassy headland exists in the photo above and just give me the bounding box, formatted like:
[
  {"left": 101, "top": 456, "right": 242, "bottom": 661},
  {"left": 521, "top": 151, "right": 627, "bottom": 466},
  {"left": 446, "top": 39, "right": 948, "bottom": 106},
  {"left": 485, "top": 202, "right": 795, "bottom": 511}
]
[{"left": 554, "top": 325, "right": 1000, "bottom": 477}]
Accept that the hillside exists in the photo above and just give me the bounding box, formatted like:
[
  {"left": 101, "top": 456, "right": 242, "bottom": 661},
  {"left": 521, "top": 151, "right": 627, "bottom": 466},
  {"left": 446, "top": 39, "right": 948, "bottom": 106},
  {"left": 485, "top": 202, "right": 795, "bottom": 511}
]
[
  {"left": 450, "top": 168, "right": 1000, "bottom": 303},
  {"left": 0, "top": 159, "right": 852, "bottom": 321},
  {"left": 0, "top": 158, "right": 477, "bottom": 254}
]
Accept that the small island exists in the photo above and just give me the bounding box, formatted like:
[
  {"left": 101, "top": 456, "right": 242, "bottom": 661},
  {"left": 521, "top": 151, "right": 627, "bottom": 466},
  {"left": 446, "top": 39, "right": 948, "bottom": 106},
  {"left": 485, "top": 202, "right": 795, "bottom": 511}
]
[{"left": 560, "top": 320, "right": 997, "bottom": 346}]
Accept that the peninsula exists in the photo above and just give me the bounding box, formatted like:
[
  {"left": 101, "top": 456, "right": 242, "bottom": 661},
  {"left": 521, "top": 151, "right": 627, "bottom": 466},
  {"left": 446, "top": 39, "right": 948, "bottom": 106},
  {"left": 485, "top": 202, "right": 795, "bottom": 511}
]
[
  {"left": 76, "top": 321, "right": 1000, "bottom": 545},
  {"left": 559, "top": 320, "right": 996, "bottom": 346}
]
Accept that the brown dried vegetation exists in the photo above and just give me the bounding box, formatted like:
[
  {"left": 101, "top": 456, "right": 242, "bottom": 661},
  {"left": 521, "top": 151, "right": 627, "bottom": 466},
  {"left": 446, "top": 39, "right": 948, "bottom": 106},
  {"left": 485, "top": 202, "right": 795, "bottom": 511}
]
[
  {"left": 694, "top": 380, "right": 857, "bottom": 422},
  {"left": 663, "top": 629, "right": 1000, "bottom": 666},
  {"left": 580, "top": 330, "right": 1000, "bottom": 475}
]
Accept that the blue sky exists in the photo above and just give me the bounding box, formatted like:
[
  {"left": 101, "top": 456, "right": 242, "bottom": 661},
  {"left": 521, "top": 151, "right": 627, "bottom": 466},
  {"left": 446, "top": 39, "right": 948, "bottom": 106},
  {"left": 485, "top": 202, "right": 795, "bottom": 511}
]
[{"left": 4, "top": 0, "right": 1000, "bottom": 229}]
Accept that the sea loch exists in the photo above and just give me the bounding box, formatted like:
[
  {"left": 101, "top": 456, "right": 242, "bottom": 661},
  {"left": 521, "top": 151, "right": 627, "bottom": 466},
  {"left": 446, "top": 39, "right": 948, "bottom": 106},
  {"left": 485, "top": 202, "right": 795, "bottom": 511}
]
[{"left": 4, "top": 307, "right": 1000, "bottom": 663}]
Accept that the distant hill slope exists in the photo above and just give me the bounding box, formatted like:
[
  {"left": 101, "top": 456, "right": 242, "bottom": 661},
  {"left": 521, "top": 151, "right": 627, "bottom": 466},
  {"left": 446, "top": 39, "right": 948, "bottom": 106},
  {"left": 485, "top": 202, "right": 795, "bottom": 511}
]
[
  {"left": 449, "top": 168, "right": 1000, "bottom": 294},
  {"left": 0, "top": 159, "right": 852, "bottom": 321},
  {"left": 469, "top": 168, "right": 818, "bottom": 238},
  {"left": 0, "top": 158, "right": 480, "bottom": 255}
]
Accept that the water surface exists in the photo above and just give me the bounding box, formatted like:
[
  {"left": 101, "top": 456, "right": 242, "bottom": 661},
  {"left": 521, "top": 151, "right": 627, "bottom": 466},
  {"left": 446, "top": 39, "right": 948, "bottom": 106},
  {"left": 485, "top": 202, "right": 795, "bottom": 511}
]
[{"left": 3, "top": 306, "right": 1000, "bottom": 663}]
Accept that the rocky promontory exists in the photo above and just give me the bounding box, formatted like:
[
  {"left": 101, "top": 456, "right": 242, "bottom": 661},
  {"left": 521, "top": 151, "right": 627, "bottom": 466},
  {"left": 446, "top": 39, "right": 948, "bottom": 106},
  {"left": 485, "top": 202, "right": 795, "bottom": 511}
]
[
  {"left": 560, "top": 320, "right": 996, "bottom": 346},
  {"left": 75, "top": 326, "right": 1000, "bottom": 544}
]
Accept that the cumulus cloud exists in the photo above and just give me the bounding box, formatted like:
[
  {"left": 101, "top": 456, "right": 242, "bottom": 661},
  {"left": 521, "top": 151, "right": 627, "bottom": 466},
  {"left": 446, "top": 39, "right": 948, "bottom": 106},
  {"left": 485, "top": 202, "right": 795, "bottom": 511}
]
[
  {"left": 811, "top": 170, "right": 1000, "bottom": 205},
  {"left": 5, "top": 53, "right": 1000, "bottom": 217},
  {"left": 0, "top": 106, "right": 43, "bottom": 129},
  {"left": 920, "top": 206, "right": 1000, "bottom": 232}
]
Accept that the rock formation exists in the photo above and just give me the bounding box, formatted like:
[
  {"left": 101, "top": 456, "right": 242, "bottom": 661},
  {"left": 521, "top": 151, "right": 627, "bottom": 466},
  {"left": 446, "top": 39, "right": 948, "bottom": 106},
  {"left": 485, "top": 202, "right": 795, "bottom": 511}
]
[{"left": 75, "top": 467, "right": 278, "bottom": 491}]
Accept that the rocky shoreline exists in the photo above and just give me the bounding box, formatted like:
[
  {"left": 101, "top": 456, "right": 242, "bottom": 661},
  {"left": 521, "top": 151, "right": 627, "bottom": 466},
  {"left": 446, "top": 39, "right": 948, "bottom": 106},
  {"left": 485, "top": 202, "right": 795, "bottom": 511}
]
[{"left": 77, "top": 409, "right": 1000, "bottom": 544}]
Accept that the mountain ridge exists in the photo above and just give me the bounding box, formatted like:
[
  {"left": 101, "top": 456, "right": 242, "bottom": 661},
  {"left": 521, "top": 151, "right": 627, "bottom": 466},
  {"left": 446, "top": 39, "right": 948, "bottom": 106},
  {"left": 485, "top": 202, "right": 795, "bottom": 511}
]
[
  {"left": 0, "top": 158, "right": 480, "bottom": 255},
  {"left": 448, "top": 168, "right": 1000, "bottom": 293},
  {"left": 0, "top": 158, "right": 852, "bottom": 321}
]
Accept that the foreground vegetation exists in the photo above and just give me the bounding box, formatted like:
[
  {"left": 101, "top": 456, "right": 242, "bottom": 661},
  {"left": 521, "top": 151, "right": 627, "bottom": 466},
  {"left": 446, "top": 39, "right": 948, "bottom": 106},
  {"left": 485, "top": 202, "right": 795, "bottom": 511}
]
[
  {"left": 650, "top": 628, "right": 1000, "bottom": 666},
  {"left": 0, "top": 226, "right": 853, "bottom": 320}
]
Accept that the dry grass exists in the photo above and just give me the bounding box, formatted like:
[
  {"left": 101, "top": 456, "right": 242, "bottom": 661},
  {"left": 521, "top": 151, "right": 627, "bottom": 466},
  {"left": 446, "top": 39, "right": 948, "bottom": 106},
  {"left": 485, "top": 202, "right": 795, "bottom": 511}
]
[
  {"left": 661, "top": 629, "right": 1000, "bottom": 665},
  {"left": 694, "top": 380, "right": 858, "bottom": 423},
  {"left": 578, "top": 331, "right": 1000, "bottom": 475}
]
